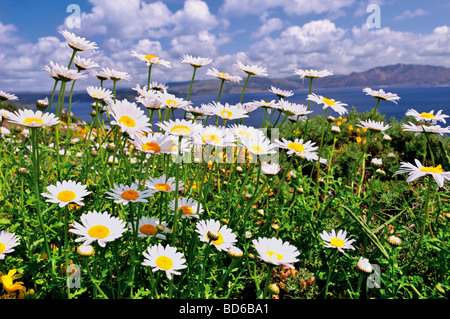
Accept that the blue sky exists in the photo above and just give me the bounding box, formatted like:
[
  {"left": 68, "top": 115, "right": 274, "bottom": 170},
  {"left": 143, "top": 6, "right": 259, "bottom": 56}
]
[{"left": 1, "top": 0, "right": 450, "bottom": 92}]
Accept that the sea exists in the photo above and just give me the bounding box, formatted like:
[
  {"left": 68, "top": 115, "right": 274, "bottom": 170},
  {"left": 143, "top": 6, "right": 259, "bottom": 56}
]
[{"left": 53, "top": 86, "right": 450, "bottom": 128}]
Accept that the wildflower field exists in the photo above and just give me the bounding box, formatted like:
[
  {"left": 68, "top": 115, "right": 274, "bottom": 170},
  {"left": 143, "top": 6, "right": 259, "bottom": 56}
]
[{"left": 0, "top": 29, "right": 449, "bottom": 300}]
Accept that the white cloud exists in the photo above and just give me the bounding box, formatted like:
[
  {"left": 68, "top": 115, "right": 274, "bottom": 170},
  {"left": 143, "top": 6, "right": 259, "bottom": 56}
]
[
  {"left": 219, "top": 0, "right": 356, "bottom": 17},
  {"left": 393, "top": 8, "right": 429, "bottom": 21},
  {"left": 252, "top": 17, "right": 283, "bottom": 38}
]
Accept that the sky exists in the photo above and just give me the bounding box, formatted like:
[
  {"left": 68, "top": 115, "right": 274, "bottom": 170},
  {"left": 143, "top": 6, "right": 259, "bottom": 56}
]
[{"left": 1, "top": 0, "right": 450, "bottom": 93}]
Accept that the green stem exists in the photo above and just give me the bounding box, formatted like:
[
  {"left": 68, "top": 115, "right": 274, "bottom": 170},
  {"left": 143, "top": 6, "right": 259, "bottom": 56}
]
[
  {"left": 187, "top": 66, "right": 198, "bottom": 101},
  {"left": 218, "top": 79, "right": 225, "bottom": 102},
  {"left": 324, "top": 249, "right": 338, "bottom": 299},
  {"left": 31, "top": 128, "right": 56, "bottom": 280},
  {"left": 262, "top": 264, "right": 274, "bottom": 299},
  {"left": 239, "top": 74, "right": 251, "bottom": 104},
  {"left": 404, "top": 174, "right": 433, "bottom": 274},
  {"left": 147, "top": 64, "right": 153, "bottom": 89}
]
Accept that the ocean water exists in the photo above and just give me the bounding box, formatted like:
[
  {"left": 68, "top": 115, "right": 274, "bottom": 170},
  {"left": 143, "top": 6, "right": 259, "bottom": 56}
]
[{"left": 64, "top": 86, "right": 450, "bottom": 127}]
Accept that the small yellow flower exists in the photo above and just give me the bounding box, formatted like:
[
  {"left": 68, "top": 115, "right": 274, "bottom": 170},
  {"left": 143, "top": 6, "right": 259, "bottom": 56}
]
[
  {"left": 0, "top": 269, "right": 26, "bottom": 296},
  {"left": 348, "top": 125, "right": 354, "bottom": 131},
  {"left": 356, "top": 136, "right": 362, "bottom": 143},
  {"left": 336, "top": 121, "right": 342, "bottom": 126}
]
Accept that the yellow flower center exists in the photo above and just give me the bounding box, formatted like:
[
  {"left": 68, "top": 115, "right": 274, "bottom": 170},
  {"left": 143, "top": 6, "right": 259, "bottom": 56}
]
[
  {"left": 155, "top": 255, "right": 173, "bottom": 270},
  {"left": 121, "top": 189, "right": 139, "bottom": 201},
  {"left": 155, "top": 183, "right": 171, "bottom": 192},
  {"left": 23, "top": 117, "right": 44, "bottom": 125},
  {"left": 202, "top": 134, "right": 221, "bottom": 145},
  {"left": 166, "top": 99, "right": 177, "bottom": 107},
  {"left": 142, "top": 142, "right": 161, "bottom": 153},
  {"left": 0, "top": 242, "right": 6, "bottom": 254},
  {"left": 419, "top": 112, "right": 435, "bottom": 119},
  {"left": 179, "top": 206, "right": 194, "bottom": 216},
  {"left": 145, "top": 54, "right": 158, "bottom": 62},
  {"left": 330, "top": 238, "right": 345, "bottom": 248},
  {"left": 93, "top": 93, "right": 104, "bottom": 99},
  {"left": 287, "top": 142, "right": 305, "bottom": 153},
  {"left": 249, "top": 145, "right": 264, "bottom": 154},
  {"left": 420, "top": 164, "right": 443, "bottom": 174},
  {"left": 57, "top": 190, "right": 76, "bottom": 202},
  {"left": 119, "top": 115, "right": 136, "bottom": 128},
  {"left": 219, "top": 72, "right": 230, "bottom": 80},
  {"left": 237, "top": 130, "right": 251, "bottom": 136},
  {"left": 322, "top": 98, "right": 335, "bottom": 106},
  {"left": 265, "top": 250, "right": 283, "bottom": 261},
  {"left": 220, "top": 110, "right": 233, "bottom": 119},
  {"left": 88, "top": 225, "right": 110, "bottom": 239},
  {"left": 139, "top": 224, "right": 157, "bottom": 236},
  {"left": 170, "top": 125, "right": 191, "bottom": 134},
  {"left": 207, "top": 232, "right": 224, "bottom": 246}
]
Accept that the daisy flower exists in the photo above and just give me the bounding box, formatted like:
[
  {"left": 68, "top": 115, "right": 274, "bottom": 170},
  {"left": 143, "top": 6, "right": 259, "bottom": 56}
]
[
  {"left": 394, "top": 159, "right": 450, "bottom": 188},
  {"left": 136, "top": 94, "right": 163, "bottom": 110},
  {"left": 109, "top": 99, "right": 151, "bottom": 138},
  {"left": 182, "top": 104, "right": 214, "bottom": 117},
  {"left": 203, "top": 102, "right": 249, "bottom": 121},
  {"left": 154, "top": 90, "right": 191, "bottom": 109},
  {"left": 73, "top": 56, "right": 99, "bottom": 71},
  {"left": 169, "top": 197, "right": 204, "bottom": 219},
  {"left": 278, "top": 100, "right": 312, "bottom": 117},
  {"left": 195, "top": 219, "right": 237, "bottom": 252},
  {"left": 261, "top": 162, "right": 281, "bottom": 175},
  {"left": 269, "top": 86, "right": 294, "bottom": 99},
  {"left": 76, "top": 244, "right": 95, "bottom": 257},
  {"left": 0, "top": 91, "right": 18, "bottom": 102},
  {"left": 401, "top": 122, "right": 450, "bottom": 136},
  {"left": 131, "top": 132, "right": 176, "bottom": 157},
  {"left": 229, "top": 124, "right": 266, "bottom": 140},
  {"left": 60, "top": 29, "right": 98, "bottom": 51},
  {"left": 405, "top": 109, "right": 449, "bottom": 125},
  {"left": 307, "top": 93, "right": 348, "bottom": 116},
  {"left": 156, "top": 119, "right": 201, "bottom": 137},
  {"left": 320, "top": 229, "right": 356, "bottom": 253},
  {"left": 69, "top": 211, "right": 127, "bottom": 247},
  {"left": 274, "top": 138, "right": 318, "bottom": 159},
  {"left": 131, "top": 51, "right": 171, "bottom": 68},
  {"left": 0, "top": 109, "right": 12, "bottom": 121},
  {"left": 105, "top": 183, "right": 154, "bottom": 205},
  {"left": 86, "top": 86, "right": 113, "bottom": 104},
  {"left": 102, "top": 67, "right": 132, "bottom": 82},
  {"left": 145, "top": 174, "right": 184, "bottom": 193},
  {"left": 294, "top": 68, "right": 333, "bottom": 79},
  {"left": 363, "top": 88, "right": 400, "bottom": 104},
  {"left": 43, "top": 61, "right": 61, "bottom": 80},
  {"left": 192, "top": 125, "right": 236, "bottom": 147},
  {"left": 142, "top": 244, "right": 187, "bottom": 279},
  {"left": 91, "top": 69, "right": 110, "bottom": 82},
  {"left": 206, "top": 68, "right": 243, "bottom": 82},
  {"left": 0, "top": 231, "right": 20, "bottom": 259},
  {"left": 357, "top": 257, "right": 373, "bottom": 273},
  {"left": 357, "top": 119, "right": 390, "bottom": 133},
  {"left": 252, "top": 237, "right": 300, "bottom": 269},
  {"left": 130, "top": 216, "right": 170, "bottom": 239},
  {"left": 180, "top": 54, "right": 212, "bottom": 68},
  {"left": 53, "top": 65, "right": 88, "bottom": 82},
  {"left": 7, "top": 109, "right": 60, "bottom": 128},
  {"left": 235, "top": 60, "right": 268, "bottom": 76},
  {"left": 239, "top": 135, "right": 277, "bottom": 156},
  {"left": 41, "top": 180, "right": 91, "bottom": 208},
  {"left": 35, "top": 97, "right": 49, "bottom": 111},
  {"left": 249, "top": 100, "right": 278, "bottom": 111}
]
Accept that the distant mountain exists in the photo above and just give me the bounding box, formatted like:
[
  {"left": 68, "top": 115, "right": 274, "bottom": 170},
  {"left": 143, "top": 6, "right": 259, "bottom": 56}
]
[
  {"left": 163, "top": 63, "right": 450, "bottom": 96},
  {"left": 12, "top": 64, "right": 450, "bottom": 104}
]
